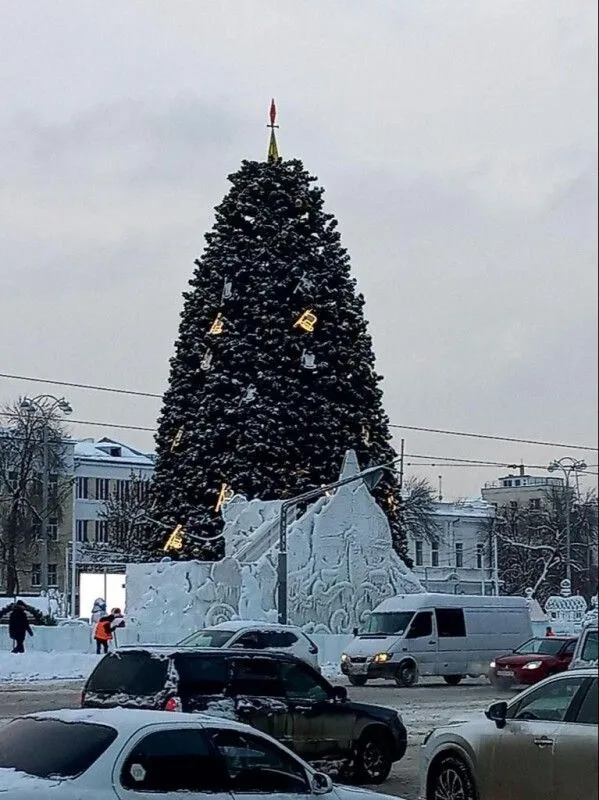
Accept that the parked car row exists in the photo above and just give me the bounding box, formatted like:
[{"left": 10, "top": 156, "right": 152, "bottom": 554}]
[
  {"left": 0, "top": 644, "right": 596, "bottom": 799},
  {"left": 81, "top": 645, "right": 407, "bottom": 783},
  {"left": 0, "top": 707, "right": 403, "bottom": 800}
]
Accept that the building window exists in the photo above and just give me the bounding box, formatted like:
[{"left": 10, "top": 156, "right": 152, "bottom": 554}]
[
  {"left": 96, "top": 478, "right": 110, "bottom": 500},
  {"left": 455, "top": 542, "right": 464, "bottom": 568},
  {"left": 431, "top": 542, "right": 439, "bottom": 567},
  {"left": 48, "top": 564, "right": 58, "bottom": 587},
  {"left": 415, "top": 541, "right": 423, "bottom": 567},
  {"left": 31, "top": 563, "right": 41, "bottom": 587},
  {"left": 76, "top": 477, "right": 89, "bottom": 499},
  {"left": 510, "top": 500, "right": 518, "bottom": 510},
  {"left": 116, "top": 480, "right": 129, "bottom": 501},
  {"left": 530, "top": 498, "right": 541, "bottom": 510},
  {"left": 476, "top": 543, "right": 484, "bottom": 570},
  {"left": 76, "top": 520, "right": 89, "bottom": 542},
  {"left": 95, "top": 521, "right": 109, "bottom": 543},
  {"left": 47, "top": 518, "right": 58, "bottom": 541},
  {"left": 48, "top": 473, "right": 58, "bottom": 496}
]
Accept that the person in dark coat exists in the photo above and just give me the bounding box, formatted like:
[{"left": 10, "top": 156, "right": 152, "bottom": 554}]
[{"left": 8, "top": 601, "right": 34, "bottom": 653}]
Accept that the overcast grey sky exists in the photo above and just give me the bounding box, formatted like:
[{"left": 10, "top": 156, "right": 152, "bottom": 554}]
[{"left": 1, "top": 1, "right": 597, "bottom": 499}]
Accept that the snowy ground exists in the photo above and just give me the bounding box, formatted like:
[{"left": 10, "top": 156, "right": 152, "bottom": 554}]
[{"left": 0, "top": 652, "right": 100, "bottom": 683}]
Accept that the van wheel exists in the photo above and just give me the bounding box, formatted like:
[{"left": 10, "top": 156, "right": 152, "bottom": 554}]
[
  {"left": 443, "top": 675, "right": 463, "bottom": 686},
  {"left": 394, "top": 662, "right": 418, "bottom": 687},
  {"left": 348, "top": 675, "right": 368, "bottom": 687},
  {"left": 353, "top": 730, "right": 392, "bottom": 784},
  {"left": 427, "top": 755, "right": 477, "bottom": 800}
]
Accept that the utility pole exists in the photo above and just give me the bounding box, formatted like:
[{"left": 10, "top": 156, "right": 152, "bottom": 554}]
[
  {"left": 40, "top": 425, "right": 49, "bottom": 591},
  {"left": 548, "top": 457, "right": 587, "bottom": 584}
]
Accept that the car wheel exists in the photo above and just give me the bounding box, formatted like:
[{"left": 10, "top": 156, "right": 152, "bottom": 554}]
[
  {"left": 428, "top": 755, "right": 477, "bottom": 800},
  {"left": 443, "top": 675, "right": 463, "bottom": 686},
  {"left": 348, "top": 675, "right": 368, "bottom": 687},
  {"left": 353, "top": 731, "right": 393, "bottom": 784},
  {"left": 394, "top": 661, "right": 418, "bottom": 687}
]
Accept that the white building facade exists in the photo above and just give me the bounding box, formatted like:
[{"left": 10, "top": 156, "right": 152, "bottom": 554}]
[
  {"left": 407, "top": 499, "right": 498, "bottom": 595},
  {"left": 73, "top": 437, "right": 155, "bottom": 545}
]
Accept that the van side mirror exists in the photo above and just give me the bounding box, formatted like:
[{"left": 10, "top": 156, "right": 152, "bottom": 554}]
[
  {"left": 352, "top": 627, "right": 358, "bottom": 637},
  {"left": 486, "top": 700, "right": 508, "bottom": 729}
]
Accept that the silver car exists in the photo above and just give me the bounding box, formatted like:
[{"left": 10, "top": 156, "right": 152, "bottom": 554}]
[{"left": 420, "top": 668, "right": 598, "bottom": 800}]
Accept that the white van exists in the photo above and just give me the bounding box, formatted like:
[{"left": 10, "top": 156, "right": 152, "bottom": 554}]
[{"left": 340, "top": 593, "right": 532, "bottom": 687}]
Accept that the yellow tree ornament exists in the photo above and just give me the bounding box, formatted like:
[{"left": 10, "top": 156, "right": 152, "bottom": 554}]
[
  {"left": 294, "top": 309, "right": 317, "bottom": 332},
  {"left": 170, "top": 427, "right": 184, "bottom": 452},
  {"left": 164, "top": 524, "right": 184, "bottom": 552},
  {"left": 215, "top": 483, "right": 234, "bottom": 513},
  {"left": 208, "top": 313, "right": 224, "bottom": 335}
]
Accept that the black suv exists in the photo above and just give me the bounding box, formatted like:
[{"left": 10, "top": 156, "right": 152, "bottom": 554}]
[{"left": 82, "top": 646, "right": 407, "bottom": 783}]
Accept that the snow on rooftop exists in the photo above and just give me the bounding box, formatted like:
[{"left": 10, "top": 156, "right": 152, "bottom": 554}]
[{"left": 74, "top": 437, "right": 154, "bottom": 466}]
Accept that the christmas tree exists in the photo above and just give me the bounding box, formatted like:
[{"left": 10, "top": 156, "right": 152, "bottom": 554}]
[{"left": 149, "top": 102, "right": 407, "bottom": 562}]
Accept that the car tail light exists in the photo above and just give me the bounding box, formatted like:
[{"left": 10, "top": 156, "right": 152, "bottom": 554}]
[{"left": 164, "top": 696, "right": 182, "bottom": 712}]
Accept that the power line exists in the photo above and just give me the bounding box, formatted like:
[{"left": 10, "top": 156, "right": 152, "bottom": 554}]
[
  {"left": 1, "top": 370, "right": 597, "bottom": 453},
  {"left": 390, "top": 424, "right": 598, "bottom": 453},
  {"left": 0, "top": 372, "right": 161, "bottom": 399},
  {"left": 0, "top": 411, "right": 155, "bottom": 433}
]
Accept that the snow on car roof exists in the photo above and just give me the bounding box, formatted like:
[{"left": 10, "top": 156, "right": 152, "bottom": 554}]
[
  {"left": 24, "top": 707, "right": 258, "bottom": 735},
  {"left": 207, "top": 620, "right": 303, "bottom": 632}
]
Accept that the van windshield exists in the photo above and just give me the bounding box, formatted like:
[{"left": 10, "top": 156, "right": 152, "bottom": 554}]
[{"left": 367, "top": 612, "right": 414, "bottom": 635}]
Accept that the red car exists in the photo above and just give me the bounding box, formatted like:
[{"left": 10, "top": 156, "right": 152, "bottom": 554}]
[{"left": 489, "top": 636, "right": 578, "bottom": 688}]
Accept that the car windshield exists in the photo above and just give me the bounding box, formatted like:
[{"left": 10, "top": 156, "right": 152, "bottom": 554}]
[
  {"left": 0, "top": 718, "right": 117, "bottom": 779},
  {"left": 86, "top": 651, "right": 168, "bottom": 694},
  {"left": 366, "top": 612, "right": 414, "bottom": 635},
  {"left": 514, "top": 638, "right": 564, "bottom": 655},
  {"left": 178, "top": 630, "right": 235, "bottom": 647}
]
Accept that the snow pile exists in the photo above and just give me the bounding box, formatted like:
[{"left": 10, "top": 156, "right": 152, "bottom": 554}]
[{"left": 0, "top": 652, "right": 99, "bottom": 683}]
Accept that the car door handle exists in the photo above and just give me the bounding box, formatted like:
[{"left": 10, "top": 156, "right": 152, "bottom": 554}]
[{"left": 533, "top": 737, "right": 555, "bottom": 748}]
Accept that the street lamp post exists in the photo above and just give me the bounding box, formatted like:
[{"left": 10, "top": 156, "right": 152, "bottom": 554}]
[
  {"left": 20, "top": 395, "right": 72, "bottom": 592},
  {"left": 547, "top": 457, "right": 587, "bottom": 584},
  {"left": 277, "top": 462, "right": 396, "bottom": 624}
]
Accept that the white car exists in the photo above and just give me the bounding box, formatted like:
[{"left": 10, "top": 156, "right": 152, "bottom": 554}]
[
  {"left": 178, "top": 620, "right": 320, "bottom": 669},
  {"left": 420, "top": 668, "right": 598, "bottom": 800},
  {"left": 0, "top": 708, "right": 407, "bottom": 800}
]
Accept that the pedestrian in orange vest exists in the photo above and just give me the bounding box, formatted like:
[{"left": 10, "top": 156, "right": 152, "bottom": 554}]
[{"left": 93, "top": 616, "right": 113, "bottom": 655}]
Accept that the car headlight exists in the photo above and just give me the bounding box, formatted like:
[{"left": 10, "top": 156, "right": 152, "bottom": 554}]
[
  {"left": 373, "top": 652, "right": 390, "bottom": 663},
  {"left": 523, "top": 661, "right": 543, "bottom": 670},
  {"left": 489, "top": 660, "right": 496, "bottom": 669},
  {"left": 341, "top": 653, "right": 349, "bottom": 663}
]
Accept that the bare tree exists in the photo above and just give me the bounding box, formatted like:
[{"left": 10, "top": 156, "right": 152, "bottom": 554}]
[
  {"left": 0, "top": 399, "right": 70, "bottom": 595},
  {"left": 89, "top": 471, "right": 153, "bottom": 563},
  {"left": 402, "top": 476, "right": 440, "bottom": 543},
  {"left": 495, "top": 487, "right": 598, "bottom": 603}
]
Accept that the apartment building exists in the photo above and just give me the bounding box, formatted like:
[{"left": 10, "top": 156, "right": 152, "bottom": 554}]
[
  {"left": 73, "top": 437, "right": 155, "bottom": 546},
  {"left": 481, "top": 469, "right": 565, "bottom": 511},
  {"left": 407, "top": 498, "right": 498, "bottom": 595}
]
